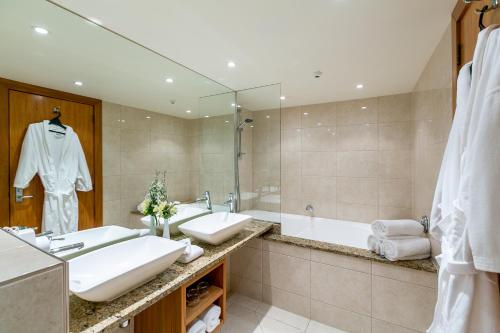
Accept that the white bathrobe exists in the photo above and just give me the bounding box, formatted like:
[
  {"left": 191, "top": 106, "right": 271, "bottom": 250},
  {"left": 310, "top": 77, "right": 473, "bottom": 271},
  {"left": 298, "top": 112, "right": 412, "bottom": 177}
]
[
  {"left": 428, "top": 26, "right": 500, "bottom": 333},
  {"left": 14, "top": 121, "right": 92, "bottom": 235}
]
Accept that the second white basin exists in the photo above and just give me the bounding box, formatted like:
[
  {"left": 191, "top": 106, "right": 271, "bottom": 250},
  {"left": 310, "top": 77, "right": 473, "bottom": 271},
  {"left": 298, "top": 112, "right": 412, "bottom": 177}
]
[
  {"left": 178, "top": 212, "right": 252, "bottom": 245},
  {"left": 69, "top": 236, "right": 186, "bottom": 302}
]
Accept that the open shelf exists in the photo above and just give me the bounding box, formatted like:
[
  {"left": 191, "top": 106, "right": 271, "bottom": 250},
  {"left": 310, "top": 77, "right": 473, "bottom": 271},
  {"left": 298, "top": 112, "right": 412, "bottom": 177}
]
[{"left": 186, "top": 285, "right": 223, "bottom": 325}]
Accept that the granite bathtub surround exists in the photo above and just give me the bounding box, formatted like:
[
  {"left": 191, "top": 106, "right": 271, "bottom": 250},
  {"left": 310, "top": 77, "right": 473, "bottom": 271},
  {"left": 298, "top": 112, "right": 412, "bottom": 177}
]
[
  {"left": 69, "top": 221, "right": 272, "bottom": 333},
  {"left": 230, "top": 226, "right": 438, "bottom": 333},
  {"left": 278, "top": 93, "right": 413, "bottom": 223},
  {"left": 0, "top": 230, "right": 68, "bottom": 333}
]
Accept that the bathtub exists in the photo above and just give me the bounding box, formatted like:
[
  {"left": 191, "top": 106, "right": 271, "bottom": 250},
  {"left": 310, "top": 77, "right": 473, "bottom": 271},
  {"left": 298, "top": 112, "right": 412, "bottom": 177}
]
[{"left": 241, "top": 210, "right": 371, "bottom": 249}]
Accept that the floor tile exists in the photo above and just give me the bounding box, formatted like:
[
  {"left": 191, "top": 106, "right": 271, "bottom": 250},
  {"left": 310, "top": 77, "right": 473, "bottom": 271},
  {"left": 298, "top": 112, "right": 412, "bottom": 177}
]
[
  {"left": 256, "top": 303, "right": 310, "bottom": 331},
  {"left": 306, "top": 320, "right": 348, "bottom": 333}
]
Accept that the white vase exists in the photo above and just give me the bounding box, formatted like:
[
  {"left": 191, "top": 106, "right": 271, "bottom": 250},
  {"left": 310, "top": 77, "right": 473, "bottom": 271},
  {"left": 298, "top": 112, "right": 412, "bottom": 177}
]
[{"left": 162, "top": 218, "right": 170, "bottom": 239}]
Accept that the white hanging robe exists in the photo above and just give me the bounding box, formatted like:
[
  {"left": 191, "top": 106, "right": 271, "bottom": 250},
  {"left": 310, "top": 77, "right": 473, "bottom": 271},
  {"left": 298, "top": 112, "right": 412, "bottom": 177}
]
[
  {"left": 428, "top": 26, "right": 500, "bottom": 333},
  {"left": 13, "top": 121, "right": 92, "bottom": 235}
]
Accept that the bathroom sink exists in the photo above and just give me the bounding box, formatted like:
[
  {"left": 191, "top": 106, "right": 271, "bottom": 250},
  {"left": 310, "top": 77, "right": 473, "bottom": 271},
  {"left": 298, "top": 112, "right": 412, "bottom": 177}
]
[
  {"left": 68, "top": 236, "right": 186, "bottom": 302},
  {"left": 141, "top": 204, "right": 211, "bottom": 235},
  {"left": 52, "top": 226, "right": 141, "bottom": 260},
  {"left": 178, "top": 212, "right": 252, "bottom": 245}
]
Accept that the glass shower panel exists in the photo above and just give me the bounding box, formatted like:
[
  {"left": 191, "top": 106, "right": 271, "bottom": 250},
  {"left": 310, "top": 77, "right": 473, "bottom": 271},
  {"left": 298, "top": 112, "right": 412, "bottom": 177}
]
[
  {"left": 197, "top": 92, "right": 237, "bottom": 211},
  {"left": 235, "top": 84, "right": 281, "bottom": 221}
]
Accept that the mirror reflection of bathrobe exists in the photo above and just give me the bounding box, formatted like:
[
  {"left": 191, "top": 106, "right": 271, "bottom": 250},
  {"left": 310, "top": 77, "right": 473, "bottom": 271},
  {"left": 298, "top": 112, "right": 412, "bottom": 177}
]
[{"left": 13, "top": 120, "right": 92, "bottom": 236}]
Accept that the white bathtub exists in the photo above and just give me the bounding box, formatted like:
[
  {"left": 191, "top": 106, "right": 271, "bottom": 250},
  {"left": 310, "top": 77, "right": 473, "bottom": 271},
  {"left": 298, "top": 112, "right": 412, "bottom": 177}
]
[{"left": 241, "top": 210, "right": 371, "bottom": 249}]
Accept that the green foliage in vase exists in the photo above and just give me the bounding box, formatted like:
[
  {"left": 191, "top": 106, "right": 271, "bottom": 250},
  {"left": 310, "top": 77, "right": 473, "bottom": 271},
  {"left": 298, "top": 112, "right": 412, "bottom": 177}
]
[{"left": 137, "top": 171, "right": 177, "bottom": 220}]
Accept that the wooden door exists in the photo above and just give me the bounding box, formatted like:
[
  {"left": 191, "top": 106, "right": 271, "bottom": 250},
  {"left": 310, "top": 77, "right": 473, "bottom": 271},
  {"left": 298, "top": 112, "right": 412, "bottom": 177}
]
[{"left": 9, "top": 91, "right": 95, "bottom": 231}]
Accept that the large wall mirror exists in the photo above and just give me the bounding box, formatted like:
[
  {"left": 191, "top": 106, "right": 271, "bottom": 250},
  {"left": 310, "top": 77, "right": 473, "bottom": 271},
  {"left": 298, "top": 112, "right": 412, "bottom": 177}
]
[{"left": 0, "top": 0, "right": 236, "bottom": 247}]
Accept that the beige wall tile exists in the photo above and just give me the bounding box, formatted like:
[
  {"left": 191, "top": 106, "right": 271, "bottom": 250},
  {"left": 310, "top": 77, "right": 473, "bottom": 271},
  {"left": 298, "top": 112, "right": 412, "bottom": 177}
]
[
  {"left": 310, "top": 249, "right": 371, "bottom": 273},
  {"left": 311, "top": 262, "right": 371, "bottom": 315},
  {"left": 311, "top": 300, "right": 371, "bottom": 333},
  {"left": 262, "top": 284, "right": 311, "bottom": 318},
  {"left": 262, "top": 250, "right": 310, "bottom": 297},
  {"left": 230, "top": 274, "right": 263, "bottom": 301},
  {"left": 120, "top": 129, "right": 150, "bottom": 153},
  {"left": 301, "top": 152, "right": 336, "bottom": 176},
  {"left": 371, "top": 262, "right": 437, "bottom": 288},
  {"left": 378, "top": 206, "right": 413, "bottom": 220},
  {"left": 337, "top": 177, "right": 378, "bottom": 205},
  {"left": 283, "top": 152, "right": 301, "bottom": 175},
  {"left": 378, "top": 94, "right": 411, "bottom": 123},
  {"left": 379, "top": 179, "right": 412, "bottom": 208},
  {"left": 282, "top": 129, "right": 301, "bottom": 152},
  {"left": 301, "top": 127, "right": 336, "bottom": 152},
  {"left": 282, "top": 107, "right": 302, "bottom": 129},
  {"left": 337, "top": 151, "right": 378, "bottom": 177},
  {"left": 337, "top": 124, "right": 378, "bottom": 151},
  {"left": 337, "top": 98, "right": 378, "bottom": 125},
  {"left": 103, "top": 126, "right": 121, "bottom": 153},
  {"left": 337, "top": 202, "right": 378, "bottom": 223},
  {"left": 378, "top": 150, "right": 411, "bottom": 179},
  {"left": 103, "top": 200, "right": 121, "bottom": 226},
  {"left": 372, "top": 319, "right": 420, "bottom": 333},
  {"left": 102, "top": 102, "right": 122, "bottom": 128},
  {"left": 230, "top": 246, "right": 263, "bottom": 283},
  {"left": 301, "top": 103, "right": 336, "bottom": 128},
  {"left": 103, "top": 175, "right": 121, "bottom": 202},
  {"left": 378, "top": 122, "right": 411, "bottom": 151},
  {"left": 262, "top": 240, "right": 310, "bottom": 260},
  {"left": 372, "top": 275, "right": 437, "bottom": 332}
]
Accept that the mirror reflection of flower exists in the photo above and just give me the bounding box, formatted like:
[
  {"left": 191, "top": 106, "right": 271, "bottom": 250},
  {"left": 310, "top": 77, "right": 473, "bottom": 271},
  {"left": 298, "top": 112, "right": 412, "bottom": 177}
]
[{"left": 137, "top": 171, "right": 177, "bottom": 236}]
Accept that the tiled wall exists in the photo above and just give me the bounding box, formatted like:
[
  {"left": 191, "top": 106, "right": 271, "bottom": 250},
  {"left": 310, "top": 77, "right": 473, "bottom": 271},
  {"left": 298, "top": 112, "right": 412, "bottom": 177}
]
[
  {"left": 280, "top": 94, "right": 413, "bottom": 222},
  {"left": 230, "top": 239, "right": 437, "bottom": 333},
  {"left": 411, "top": 25, "right": 453, "bottom": 220},
  {"left": 102, "top": 102, "right": 198, "bottom": 228}
]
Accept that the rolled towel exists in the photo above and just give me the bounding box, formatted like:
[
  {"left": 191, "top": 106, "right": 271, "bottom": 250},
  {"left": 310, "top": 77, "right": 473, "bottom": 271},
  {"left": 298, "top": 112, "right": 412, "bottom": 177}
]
[
  {"left": 381, "top": 237, "right": 430, "bottom": 261},
  {"left": 367, "top": 235, "right": 381, "bottom": 254},
  {"left": 187, "top": 319, "right": 206, "bottom": 333},
  {"left": 200, "top": 305, "right": 221, "bottom": 327},
  {"left": 176, "top": 244, "right": 204, "bottom": 263},
  {"left": 372, "top": 219, "right": 424, "bottom": 238},
  {"left": 206, "top": 318, "right": 221, "bottom": 332}
]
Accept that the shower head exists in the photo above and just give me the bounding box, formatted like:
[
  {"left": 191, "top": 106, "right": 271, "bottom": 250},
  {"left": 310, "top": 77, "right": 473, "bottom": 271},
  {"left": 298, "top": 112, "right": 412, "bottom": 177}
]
[{"left": 237, "top": 118, "right": 253, "bottom": 129}]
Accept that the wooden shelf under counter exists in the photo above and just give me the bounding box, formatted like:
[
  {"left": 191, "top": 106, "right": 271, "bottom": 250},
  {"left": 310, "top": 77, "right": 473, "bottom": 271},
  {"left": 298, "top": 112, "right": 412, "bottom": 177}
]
[{"left": 134, "top": 259, "right": 227, "bottom": 333}]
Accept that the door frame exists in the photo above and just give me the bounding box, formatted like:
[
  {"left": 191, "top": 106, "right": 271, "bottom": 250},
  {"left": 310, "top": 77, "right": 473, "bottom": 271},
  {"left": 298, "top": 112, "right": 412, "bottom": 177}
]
[{"left": 0, "top": 77, "right": 103, "bottom": 228}]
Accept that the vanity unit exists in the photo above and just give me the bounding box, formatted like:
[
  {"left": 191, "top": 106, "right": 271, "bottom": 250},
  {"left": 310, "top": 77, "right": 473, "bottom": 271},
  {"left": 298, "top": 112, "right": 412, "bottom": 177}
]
[{"left": 69, "top": 220, "right": 272, "bottom": 333}]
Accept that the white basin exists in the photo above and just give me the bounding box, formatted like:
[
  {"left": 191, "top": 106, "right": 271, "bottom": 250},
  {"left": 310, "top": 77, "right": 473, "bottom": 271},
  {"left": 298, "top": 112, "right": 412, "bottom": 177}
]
[
  {"left": 178, "top": 212, "right": 252, "bottom": 245},
  {"left": 52, "top": 225, "right": 141, "bottom": 260},
  {"left": 141, "top": 204, "right": 211, "bottom": 234},
  {"left": 69, "top": 236, "right": 185, "bottom": 302}
]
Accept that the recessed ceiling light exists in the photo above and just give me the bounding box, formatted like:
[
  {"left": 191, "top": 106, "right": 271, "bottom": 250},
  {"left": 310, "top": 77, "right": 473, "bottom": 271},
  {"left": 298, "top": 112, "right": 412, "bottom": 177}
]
[
  {"left": 303, "top": 112, "right": 309, "bottom": 116},
  {"left": 186, "top": 110, "right": 192, "bottom": 114},
  {"left": 266, "top": 115, "right": 270, "bottom": 119},
  {"left": 250, "top": 125, "right": 254, "bottom": 128},
  {"left": 146, "top": 116, "right": 151, "bottom": 119},
  {"left": 74, "top": 81, "right": 83, "bottom": 86},
  {"left": 361, "top": 106, "right": 367, "bottom": 110},
  {"left": 280, "top": 96, "right": 286, "bottom": 100},
  {"left": 225, "top": 120, "right": 229, "bottom": 123},
  {"left": 356, "top": 84, "right": 364, "bottom": 89},
  {"left": 165, "top": 78, "right": 174, "bottom": 83},
  {"left": 231, "top": 103, "right": 236, "bottom": 107},
  {"left": 33, "top": 26, "right": 49, "bottom": 35},
  {"left": 227, "top": 61, "right": 236, "bottom": 68},
  {"left": 204, "top": 115, "right": 210, "bottom": 118}
]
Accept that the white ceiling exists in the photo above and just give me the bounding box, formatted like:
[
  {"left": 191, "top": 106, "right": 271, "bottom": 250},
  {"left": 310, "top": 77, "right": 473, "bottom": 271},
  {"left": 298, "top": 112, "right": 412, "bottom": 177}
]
[{"left": 51, "top": 0, "right": 456, "bottom": 108}]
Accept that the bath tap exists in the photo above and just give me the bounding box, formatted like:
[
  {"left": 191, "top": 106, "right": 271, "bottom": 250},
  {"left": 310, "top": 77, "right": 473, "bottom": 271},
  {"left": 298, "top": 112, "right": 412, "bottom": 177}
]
[
  {"left": 305, "top": 204, "right": 314, "bottom": 215},
  {"left": 224, "top": 192, "right": 237, "bottom": 213},
  {"left": 49, "top": 242, "right": 84, "bottom": 254},
  {"left": 195, "top": 191, "right": 212, "bottom": 211}
]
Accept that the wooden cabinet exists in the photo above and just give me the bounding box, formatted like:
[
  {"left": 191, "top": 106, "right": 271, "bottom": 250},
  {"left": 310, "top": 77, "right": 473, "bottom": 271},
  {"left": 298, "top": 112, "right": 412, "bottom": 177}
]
[{"left": 134, "top": 259, "right": 227, "bottom": 333}]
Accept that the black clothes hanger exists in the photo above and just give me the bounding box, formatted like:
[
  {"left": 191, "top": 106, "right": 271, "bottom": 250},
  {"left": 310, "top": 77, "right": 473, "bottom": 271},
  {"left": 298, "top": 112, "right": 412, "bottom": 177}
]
[
  {"left": 49, "top": 107, "right": 67, "bottom": 135},
  {"left": 479, "top": 5, "right": 489, "bottom": 31}
]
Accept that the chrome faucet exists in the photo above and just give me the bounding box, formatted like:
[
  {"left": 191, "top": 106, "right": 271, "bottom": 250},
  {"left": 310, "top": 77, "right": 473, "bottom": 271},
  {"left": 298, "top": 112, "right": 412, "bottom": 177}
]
[
  {"left": 195, "top": 191, "right": 212, "bottom": 211},
  {"left": 49, "top": 242, "right": 84, "bottom": 254},
  {"left": 224, "top": 192, "right": 237, "bottom": 213},
  {"left": 305, "top": 204, "right": 314, "bottom": 216}
]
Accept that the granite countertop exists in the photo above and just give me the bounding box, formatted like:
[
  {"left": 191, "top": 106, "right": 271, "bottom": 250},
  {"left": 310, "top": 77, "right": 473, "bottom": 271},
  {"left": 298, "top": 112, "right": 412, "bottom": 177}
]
[
  {"left": 69, "top": 221, "right": 273, "bottom": 333},
  {"left": 261, "top": 224, "right": 437, "bottom": 273}
]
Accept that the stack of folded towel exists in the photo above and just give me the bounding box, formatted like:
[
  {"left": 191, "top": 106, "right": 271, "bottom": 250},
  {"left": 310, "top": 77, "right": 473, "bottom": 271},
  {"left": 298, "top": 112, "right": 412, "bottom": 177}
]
[
  {"left": 368, "top": 219, "right": 430, "bottom": 261},
  {"left": 187, "top": 305, "right": 221, "bottom": 333}
]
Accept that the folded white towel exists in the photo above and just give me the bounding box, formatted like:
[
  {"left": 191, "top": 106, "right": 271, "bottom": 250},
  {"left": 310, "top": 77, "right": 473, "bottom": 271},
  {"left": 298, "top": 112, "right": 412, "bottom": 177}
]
[
  {"left": 367, "top": 235, "right": 381, "bottom": 254},
  {"left": 381, "top": 237, "right": 430, "bottom": 261},
  {"left": 200, "top": 305, "right": 221, "bottom": 328},
  {"left": 187, "top": 319, "right": 206, "bottom": 333},
  {"left": 206, "top": 318, "right": 220, "bottom": 332},
  {"left": 176, "top": 244, "right": 204, "bottom": 263},
  {"left": 372, "top": 219, "right": 424, "bottom": 238}
]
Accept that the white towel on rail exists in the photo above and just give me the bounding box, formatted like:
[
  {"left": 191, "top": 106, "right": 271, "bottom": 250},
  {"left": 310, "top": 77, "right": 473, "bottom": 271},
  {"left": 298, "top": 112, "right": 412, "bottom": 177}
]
[
  {"left": 367, "top": 235, "right": 381, "bottom": 254},
  {"left": 381, "top": 237, "right": 430, "bottom": 261},
  {"left": 200, "top": 304, "right": 221, "bottom": 328},
  {"left": 371, "top": 219, "right": 424, "bottom": 238},
  {"left": 206, "top": 318, "right": 220, "bottom": 332}
]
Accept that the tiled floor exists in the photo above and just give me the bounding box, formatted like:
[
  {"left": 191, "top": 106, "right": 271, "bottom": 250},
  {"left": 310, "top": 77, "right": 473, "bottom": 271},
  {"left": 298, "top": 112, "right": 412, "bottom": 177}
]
[{"left": 221, "top": 293, "right": 346, "bottom": 333}]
